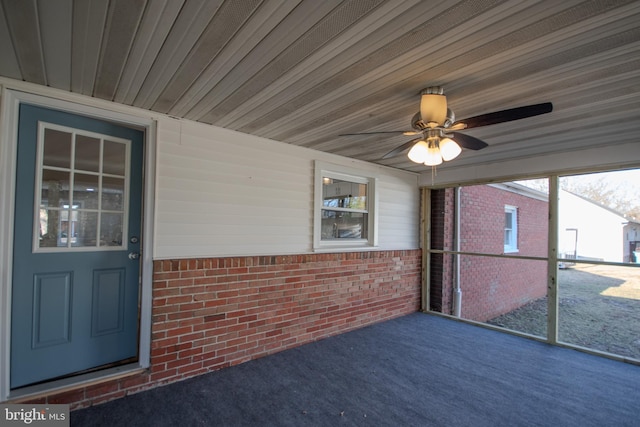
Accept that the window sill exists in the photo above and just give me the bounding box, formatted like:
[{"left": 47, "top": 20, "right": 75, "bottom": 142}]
[{"left": 314, "top": 243, "right": 377, "bottom": 253}]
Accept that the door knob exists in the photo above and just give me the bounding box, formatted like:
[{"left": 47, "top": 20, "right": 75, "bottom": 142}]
[{"left": 128, "top": 252, "right": 140, "bottom": 260}]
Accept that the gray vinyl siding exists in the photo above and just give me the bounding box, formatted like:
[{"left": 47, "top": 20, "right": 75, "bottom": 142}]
[{"left": 154, "top": 117, "right": 419, "bottom": 259}]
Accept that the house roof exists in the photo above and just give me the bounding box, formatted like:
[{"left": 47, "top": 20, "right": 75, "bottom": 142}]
[
  {"left": 562, "top": 188, "right": 640, "bottom": 224},
  {"left": 489, "top": 182, "right": 549, "bottom": 202},
  {"left": 1, "top": 0, "right": 638, "bottom": 175}
]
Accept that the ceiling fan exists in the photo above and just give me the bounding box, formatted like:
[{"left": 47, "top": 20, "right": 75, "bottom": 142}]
[{"left": 341, "top": 87, "right": 553, "bottom": 166}]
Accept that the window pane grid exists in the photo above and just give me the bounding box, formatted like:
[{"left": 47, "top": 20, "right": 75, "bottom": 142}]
[{"left": 35, "top": 123, "right": 129, "bottom": 251}]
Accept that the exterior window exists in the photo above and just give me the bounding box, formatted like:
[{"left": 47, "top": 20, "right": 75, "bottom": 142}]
[
  {"left": 314, "top": 162, "right": 377, "bottom": 250},
  {"left": 504, "top": 205, "right": 518, "bottom": 253}
]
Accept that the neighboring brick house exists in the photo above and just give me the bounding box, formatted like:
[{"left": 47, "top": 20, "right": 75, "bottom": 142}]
[{"left": 431, "top": 183, "right": 548, "bottom": 322}]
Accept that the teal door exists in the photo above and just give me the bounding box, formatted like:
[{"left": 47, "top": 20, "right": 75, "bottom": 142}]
[{"left": 11, "top": 104, "right": 144, "bottom": 389}]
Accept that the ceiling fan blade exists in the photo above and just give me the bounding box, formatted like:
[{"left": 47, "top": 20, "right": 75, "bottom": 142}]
[
  {"left": 381, "top": 138, "right": 420, "bottom": 159},
  {"left": 339, "top": 130, "right": 417, "bottom": 136},
  {"left": 450, "top": 132, "right": 488, "bottom": 150},
  {"left": 453, "top": 102, "right": 552, "bottom": 129}
]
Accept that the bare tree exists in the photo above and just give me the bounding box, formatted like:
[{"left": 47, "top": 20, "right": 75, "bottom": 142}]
[{"left": 516, "top": 174, "right": 640, "bottom": 221}]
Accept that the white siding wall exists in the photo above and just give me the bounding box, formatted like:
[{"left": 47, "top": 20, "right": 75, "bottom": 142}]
[
  {"left": 155, "top": 117, "right": 419, "bottom": 259},
  {"left": 558, "top": 190, "right": 626, "bottom": 262}
]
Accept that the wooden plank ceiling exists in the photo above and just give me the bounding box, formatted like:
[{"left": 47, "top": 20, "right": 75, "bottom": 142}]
[{"left": 1, "top": 0, "right": 639, "bottom": 174}]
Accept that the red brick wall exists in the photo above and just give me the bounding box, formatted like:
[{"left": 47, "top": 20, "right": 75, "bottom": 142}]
[
  {"left": 431, "top": 185, "right": 548, "bottom": 322},
  {"left": 429, "top": 188, "right": 455, "bottom": 314},
  {"left": 459, "top": 256, "right": 547, "bottom": 321},
  {"left": 459, "top": 185, "right": 547, "bottom": 257},
  {"left": 21, "top": 250, "right": 421, "bottom": 409}
]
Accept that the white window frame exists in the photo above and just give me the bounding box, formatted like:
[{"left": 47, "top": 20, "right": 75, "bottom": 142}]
[
  {"left": 504, "top": 205, "right": 518, "bottom": 253},
  {"left": 314, "top": 161, "right": 378, "bottom": 251},
  {"left": 33, "top": 122, "right": 132, "bottom": 253}
]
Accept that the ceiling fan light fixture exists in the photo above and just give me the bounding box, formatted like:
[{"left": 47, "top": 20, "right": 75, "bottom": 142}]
[
  {"left": 439, "top": 137, "right": 462, "bottom": 161},
  {"left": 370, "top": 86, "right": 552, "bottom": 167},
  {"left": 420, "top": 87, "right": 447, "bottom": 126},
  {"left": 407, "top": 140, "right": 429, "bottom": 163},
  {"left": 424, "top": 139, "right": 443, "bottom": 166}
]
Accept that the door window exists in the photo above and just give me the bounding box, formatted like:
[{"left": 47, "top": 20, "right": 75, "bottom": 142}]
[{"left": 35, "top": 123, "right": 130, "bottom": 251}]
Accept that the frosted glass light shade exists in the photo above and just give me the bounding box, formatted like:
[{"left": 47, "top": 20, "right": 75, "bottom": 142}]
[
  {"left": 420, "top": 94, "right": 447, "bottom": 126},
  {"left": 407, "top": 140, "right": 429, "bottom": 163},
  {"left": 439, "top": 137, "right": 462, "bottom": 161},
  {"left": 424, "top": 142, "right": 443, "bottom": 166}
]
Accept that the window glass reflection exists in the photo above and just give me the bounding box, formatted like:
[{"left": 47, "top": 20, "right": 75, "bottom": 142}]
[
  {"left": 41, "top": 170, "right": 70, "bottom": 208},
  {"left": 102, "top": 177, "right": 125, "bottom": 211},
  {"left": 72, "top": 211, "right": 98, "bottom": 247},
  {"left": 39, "top": 208, "right": 63, "bottom": 247},
  {"left": 73, "top": 173, "right": 99, "bottom": 209},
  {"left": 100, "top": 213, "right": 124, "bottom": 246},
  {"left": 321, "top": 211, "right": 367, "bottom": 239},
  {"left": 103, "top": 140, "right": 126, "bottom": 175},
  {"left": 75, "top": 134, "right": 101, "bottom": 172},
  {"left": 43, "top": 128, "right": 71, "bottom": 168},
  {"left": 321, "top": 177, "right": 368, "bottom": 240}
]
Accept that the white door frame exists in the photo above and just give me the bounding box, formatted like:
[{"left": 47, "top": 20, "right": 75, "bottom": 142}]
[{"left": 0, "top": 87, "right": 156, "bottom": 401}]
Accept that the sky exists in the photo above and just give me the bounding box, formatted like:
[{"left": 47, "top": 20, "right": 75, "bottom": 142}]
[{"left": 560, "top": 168, "right": 640, "bottom": 206}]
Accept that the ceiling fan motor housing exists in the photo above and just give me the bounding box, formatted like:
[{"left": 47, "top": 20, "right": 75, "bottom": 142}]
[
  {"left": 420, "top": 86, "right": 448, "bottom": 127},
  {"left": 421, "top": 86, "right": 444, "bottom": 95}
]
